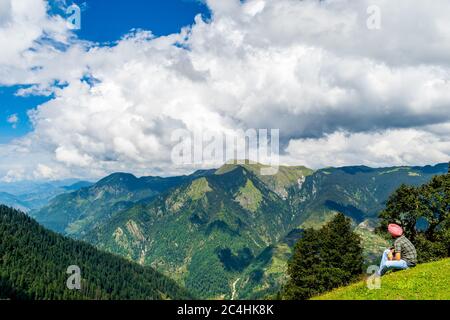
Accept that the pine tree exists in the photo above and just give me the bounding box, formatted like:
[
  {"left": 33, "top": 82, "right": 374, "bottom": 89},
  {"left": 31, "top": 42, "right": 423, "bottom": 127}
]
[{"left": 283, "top": 213, "right": 363, "bottom": 300}]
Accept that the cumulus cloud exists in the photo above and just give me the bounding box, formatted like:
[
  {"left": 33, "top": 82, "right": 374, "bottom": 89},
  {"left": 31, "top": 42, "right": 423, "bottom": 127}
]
[{"left": 1, "top": 0, "right": 450, "bottom": 180}]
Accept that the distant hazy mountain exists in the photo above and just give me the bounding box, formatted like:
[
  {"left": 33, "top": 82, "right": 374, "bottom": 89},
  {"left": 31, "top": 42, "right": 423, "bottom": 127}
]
[
  {"left": 0, "top": 192, "right": 29, "bottom": 212},
  {"left": 0, "top": 180, "right": 93, "bottom": 212},
  {"left": 0, "top": 179, "right": 85, "bottom": 195},
  {"left": 0, "top": 205, "right": 191, "bottom": 300},
  {"left": 32, "top": 162, "right": 449, "bottom": 299},
  {"left": 62, "top": 181, "right": 94, "bottom": 191}
]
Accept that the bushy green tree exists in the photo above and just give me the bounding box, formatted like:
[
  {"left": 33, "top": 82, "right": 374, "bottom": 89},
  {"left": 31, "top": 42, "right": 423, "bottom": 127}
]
[
  {"left": 378, "top": 184, "right": 423, "bottom": 241},
  {"left": 283, "top": 213, "right": 363, "bottom": 300},
  {"left": 378, "top": 165, "right": 450, "bottom": 262}
]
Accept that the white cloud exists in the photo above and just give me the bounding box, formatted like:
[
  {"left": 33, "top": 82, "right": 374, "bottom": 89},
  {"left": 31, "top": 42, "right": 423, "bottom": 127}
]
[
  {"left": 284, "top": 127, "right": 450, "bottom": 169},
  {"left": 0, "top": 0, "right": 74, "bottom": 86},
  {"left": 33, "top": 163, "right": 58, "bottom": 180},
  {"left": 1, "top": 168, "right": 25, "bottom": 182},
  {"left": 1, "top": 0, "right": 450, "bottom": 180},
  {"left": 6, "top": 113, "right": 19, "bottom": 128}
]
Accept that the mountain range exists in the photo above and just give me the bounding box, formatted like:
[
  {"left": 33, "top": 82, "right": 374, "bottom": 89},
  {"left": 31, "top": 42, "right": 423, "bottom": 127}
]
[{"left": 28, "top": 161, "right": 448, "bottom": 299}]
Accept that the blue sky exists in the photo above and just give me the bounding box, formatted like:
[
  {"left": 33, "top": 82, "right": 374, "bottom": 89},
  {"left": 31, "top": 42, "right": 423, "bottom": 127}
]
[
  {"left": 0, "top": 86, "right": 37, "bottom": 143},
  {"left": 0, "top": 0, "right": 209, "bottom": 144},
  {"left": 62, "top": 0, "right": 210, "bottom": 43}
]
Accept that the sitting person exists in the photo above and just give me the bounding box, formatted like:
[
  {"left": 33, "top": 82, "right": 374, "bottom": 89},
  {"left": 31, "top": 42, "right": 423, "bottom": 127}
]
[{"left": 377, "top": 223, "right": 417, "bottom": 276}]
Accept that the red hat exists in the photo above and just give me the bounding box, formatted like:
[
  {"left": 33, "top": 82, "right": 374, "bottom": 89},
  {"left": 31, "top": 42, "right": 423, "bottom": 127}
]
[{"left": 388, "top": 224, "right": 403, "bottom": 237}]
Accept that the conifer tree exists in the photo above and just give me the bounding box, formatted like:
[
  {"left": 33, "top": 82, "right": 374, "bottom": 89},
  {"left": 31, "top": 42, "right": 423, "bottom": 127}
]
[{"left": 283, "top": 213, "right": 363, "bottom": 300}]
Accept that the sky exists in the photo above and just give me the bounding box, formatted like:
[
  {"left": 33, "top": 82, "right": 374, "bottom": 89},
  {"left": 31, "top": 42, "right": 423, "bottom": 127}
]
[{"left": 0, "top": 0, "right": 450, "bottom": 182}]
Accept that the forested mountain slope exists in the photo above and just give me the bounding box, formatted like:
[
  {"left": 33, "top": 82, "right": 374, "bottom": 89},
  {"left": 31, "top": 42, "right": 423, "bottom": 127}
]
[{"left": 0, "top": 205, "right": 192, "bottom": 300}]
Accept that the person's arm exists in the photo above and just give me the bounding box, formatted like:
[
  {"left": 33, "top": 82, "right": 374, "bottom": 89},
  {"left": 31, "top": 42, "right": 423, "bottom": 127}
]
[{"left": 395, "top": 252, "right": 401, "bottom": 261}]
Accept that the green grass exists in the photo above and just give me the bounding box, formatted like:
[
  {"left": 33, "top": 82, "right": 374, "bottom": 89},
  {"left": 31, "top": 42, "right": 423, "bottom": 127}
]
[{"left": 314, "top": 258, "right": 450, "bottom": 300}]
